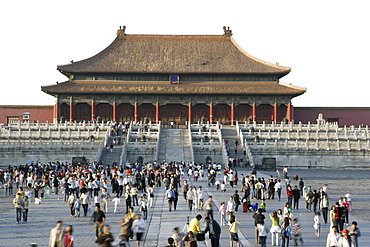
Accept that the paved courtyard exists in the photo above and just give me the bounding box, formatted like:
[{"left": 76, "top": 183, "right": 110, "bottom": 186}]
[{"left": 0, "top": 168, "right": 369, "bottom": 247}]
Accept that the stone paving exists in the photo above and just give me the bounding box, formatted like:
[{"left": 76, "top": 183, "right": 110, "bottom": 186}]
[{"left": 0, "top": 168, "right": 369, "bottom": 247}]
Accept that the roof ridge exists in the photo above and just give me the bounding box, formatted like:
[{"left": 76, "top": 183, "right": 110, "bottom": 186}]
[
  {"left": 230, "top": 36, "right": 291, "bottom": 72},
  {"left": 279, "top": 81, "right": 307, "bottom": 91}
]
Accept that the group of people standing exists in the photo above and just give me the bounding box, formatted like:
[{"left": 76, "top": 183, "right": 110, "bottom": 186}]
[{"left": 3, "top": 160, "right": 364, "bottom": 247}]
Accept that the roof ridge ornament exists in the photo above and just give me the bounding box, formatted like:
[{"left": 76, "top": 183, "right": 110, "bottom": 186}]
[
  {"left": 117, "top": 26, "right": 126, "bottom": 36},
  {"left": 223, "top": 26, "right": 232, "bottom": 37}
]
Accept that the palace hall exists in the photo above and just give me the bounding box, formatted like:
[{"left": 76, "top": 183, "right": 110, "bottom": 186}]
[{"left": 41, "top": 27, "right": 306, "bottom": 125}]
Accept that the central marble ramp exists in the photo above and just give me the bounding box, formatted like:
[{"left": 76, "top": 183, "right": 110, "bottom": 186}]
[{"left": 157, "top": 129, "right": 192, "bottom": 163}]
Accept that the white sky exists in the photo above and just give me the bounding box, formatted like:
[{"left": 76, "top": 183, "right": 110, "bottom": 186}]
[{"left": 1, "top": 0, "right": 369, "bottom": 107}]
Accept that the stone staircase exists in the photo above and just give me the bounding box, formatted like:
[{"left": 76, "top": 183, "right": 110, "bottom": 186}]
[
  {"left": 157, "top": 129, "right": 193, "bottom": 163},
  {"left": 100, "top": 136, "right": 123, "bottom": 166},
  {"left": 221, "top": 125, "right": 245, "bottom": 164}
]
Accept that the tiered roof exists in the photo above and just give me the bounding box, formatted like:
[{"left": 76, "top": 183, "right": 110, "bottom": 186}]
[
  {"left": 57, "top": 28, "right": 290, "bottom": 75},
  {"left": 42, "top": 28, "right": 306, "bottom": 97}
]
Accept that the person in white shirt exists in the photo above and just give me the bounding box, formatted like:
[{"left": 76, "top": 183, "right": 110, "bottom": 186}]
[
  {"left": 132, "top": 214, "right": 147, "bottom": 247},
  {"left": 197, "top": 186, "right": 205, "bottom": 209},
  {"left": 146, "top": 186, "right": 154, "bottom": 208},
  {"left": 192, "top": 187, "right": 198, "bottom": 210},
  {"left": 257, "top": 222, "right": 268, "bottom": 247},
  {"left": 112, "top": 195, "right": 121, "bottom": 214},
  {"left": 171, "top": 227, "right": 186, "bottom": 247},
  {"left": 186, "top": 186, "right": 194, "bottom": 211},
  {"left": 26, "top": 176, "right": 33, "bottom": 189},
  {"left": 326, "top": 226, "right": 341, "bottom": 247},
  {"left": 68, "top": 192, "right": 76, "bottom": 216},
  {"left": 199, "top": 169, "right": 204, "bottom": 182},
  {"left": 94, "top": 194, "right": 101, "bottom": 208},
  {"left": 226, "top": 196, "right": 236, "bottom": 220},
  {"left": 274, "top": 179, "right": 282, "bottom": 201}
]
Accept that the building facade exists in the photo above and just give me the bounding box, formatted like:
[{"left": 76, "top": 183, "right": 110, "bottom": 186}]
[
  {"left": 41, "top": 27, "right": 306, "bottom": 125},
  {"left": 0, "top": 105, "right": 53, "bottom": 125}
]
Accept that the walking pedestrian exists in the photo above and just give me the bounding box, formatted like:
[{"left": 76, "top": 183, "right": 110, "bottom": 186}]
[
  {"left": 280, "top": 217, "right": 292, "bottom": 247},
  {"left": 274, "top": 179, "right": 282, "bottom": 201},
  {"left": 204, "top": 196, "right": 216, "bottom": 220},
  {"left": 292, "top": 185, "right": 300, "bottom": 210},
  {"left": 166, "top": 186, "right": 176, "bottom": 212},
  {"left": 313, "top": 212, "right": 321, "bottom": 237},
  {"left": 101, "top": 187, "right": 111, "bottom": 214},
  {"left": 228, "top": 215, "right": 241, "bottom": 247},
  {"left": 326, "top": 226, "right": 341, "bottom": 247},
  {"left": 139, "top": 194, "right": 148, "bottom": 220},
  {"left": 147, "top": 186, "right": 155, "bottom": 208},
  {"left": 218, "top": 202, "right": 227, "bottom": 226},
  {"left": 253, "top": 208, "right": 265, "bottom": 244},
  {"left": 132, "top": 214, "right": 147, "bottom": 247},
  {"left": 49, "top": 221, "right": 64, "bottom": 247},
  {"left": 92, "top": 205, "right": 106, "bottom": 237},
  {"left": 268, "top": 211, "right": 280, "bottom": 246},
  {"left": 22, "top": 196, "right": 30, "bottom": 223},
  {"left": 96, "top": 225, "right": 114, "bottom": 247},
  {"left": 257, "top": 221, "right": 268, "bottom": 247},
  {"left": 112, "top": 195, "right": 121, "bottom": 214},
  {"left": 204, "top": 216, "right": 221, "bottom": 247},
  {"left": 74, "top": 198, "right": 81, "bottom": 217},
  {"left": 320, "top": 194, "right": 330, "bottom": 224},
  {"left": 80, "top": 191, "right": 89, "bottom": 217},
  {"left": 64, "top": 225, "right": 74, "bottom": 247},
  {"left": 68, "top": 192, "right": 76, "bottom": 217},
  {"left": 347, "top": 221, "right": 361, "bottom": 247},
  {"left": 292, "top": 218, "right": 304, "bottom": 246},
  {"left": 13, "top": 193, "right": 23, "bottom": 224}
]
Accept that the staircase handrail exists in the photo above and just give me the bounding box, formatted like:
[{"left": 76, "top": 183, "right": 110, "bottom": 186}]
[
  {"left": 235, "top": 121, "right": 245, "bottom": 147},
  {"left": 155, "top": 122, "right": 161, "bottom": 162},
  {"left": 221, "top": 138, "right": 229, "bottom": 168},
  {"left": 188, "top": 123, "right": 195, "bottom": 163},
  {"left": 119, "top": 141, "right": 127, "bottom": 169},
  {"left": 95, "top": 127, "right": 110, "bottom": 163},
  {"left": 244, "top": 139, "right": 255, "bottom": 167}
]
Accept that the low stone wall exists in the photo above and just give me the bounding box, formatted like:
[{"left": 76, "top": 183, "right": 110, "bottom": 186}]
[
  {"left": 251, "top": 149, "right": 370, "bottom": 169},
  {"left": 0, "top": 147, "right": 100, "bottom": 167},
  {"left": 194, "top": 152, "right": 223, "bottom": 164}
]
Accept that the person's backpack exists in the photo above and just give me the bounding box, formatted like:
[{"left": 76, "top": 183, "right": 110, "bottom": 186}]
[{"left": 281, "top": 226, "right": 288, "bottom": 238}]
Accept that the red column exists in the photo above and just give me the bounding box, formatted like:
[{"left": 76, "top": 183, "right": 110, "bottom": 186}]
[
  {"left": 209, "top": 103, "right": 214, "bottom": 124},
  {"left": 134, "top": 102, "right": 139, "bottom": 123},
  {"left": 69, "top": 99, "right": 73, "bottom": 122},
  {"left": 287, "top": 103, "right": 292, "bottom": 123},
  {"left": 112, "top": 102, "right": 117, "bottom": 122},
  {"left": 188, "top": 103, "right": 192, "bottom": 124},
  {"left": 230, "top": 103, "right": 235, "bottom": 125},
  {"left": 155, "top": 103, "right": 160, "bottom": 124},
  {"left": 91, "top": 101, "right": 96, "bottom": 121},
  {"left": 54, "top": 100, "right": 59, "bottom": 123},
  {"left": 273, "top": 103, "right": 278, "bottom": 124},
  {"left": 252, "top": 103, "right": 256, "bottom": 122}
]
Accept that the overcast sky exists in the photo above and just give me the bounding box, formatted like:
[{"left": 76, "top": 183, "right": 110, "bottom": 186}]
[{"left": 1, "top": 0, "right": 369, "bottom": 107}]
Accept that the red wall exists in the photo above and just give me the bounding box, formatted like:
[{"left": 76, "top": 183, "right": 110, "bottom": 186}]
[
  {"left": 0, "top": 106, "right": 53, "bottom": 125},
  {"left": 1, "top": 105, "right": 370, "bottom": 127},
  {"left": 294, "top": 107, "right": 370, "bottom": 126}
]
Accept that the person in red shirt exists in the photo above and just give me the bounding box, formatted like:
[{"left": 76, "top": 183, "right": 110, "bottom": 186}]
[
  {"left": 64, "top": 225, "right": 74, "bottom": 247},
  {"left": 286, "top": 185, "right": 293, "bottom": 206}
]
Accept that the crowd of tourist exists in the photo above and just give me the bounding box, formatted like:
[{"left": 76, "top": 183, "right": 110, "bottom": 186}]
[{"left": 0, "top": 160, "right": 362, "bottom": 247}]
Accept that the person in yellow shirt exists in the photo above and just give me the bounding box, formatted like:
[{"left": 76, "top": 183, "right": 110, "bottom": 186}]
[
  {"left": 228, "top": 215, "right": 241, "bottom": 247},
  {"left": 17, "top": 187, "right": 25, "bottom": 198},
  {"left": 188, "top": 214, "right": 203, "bottom": 234}
]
